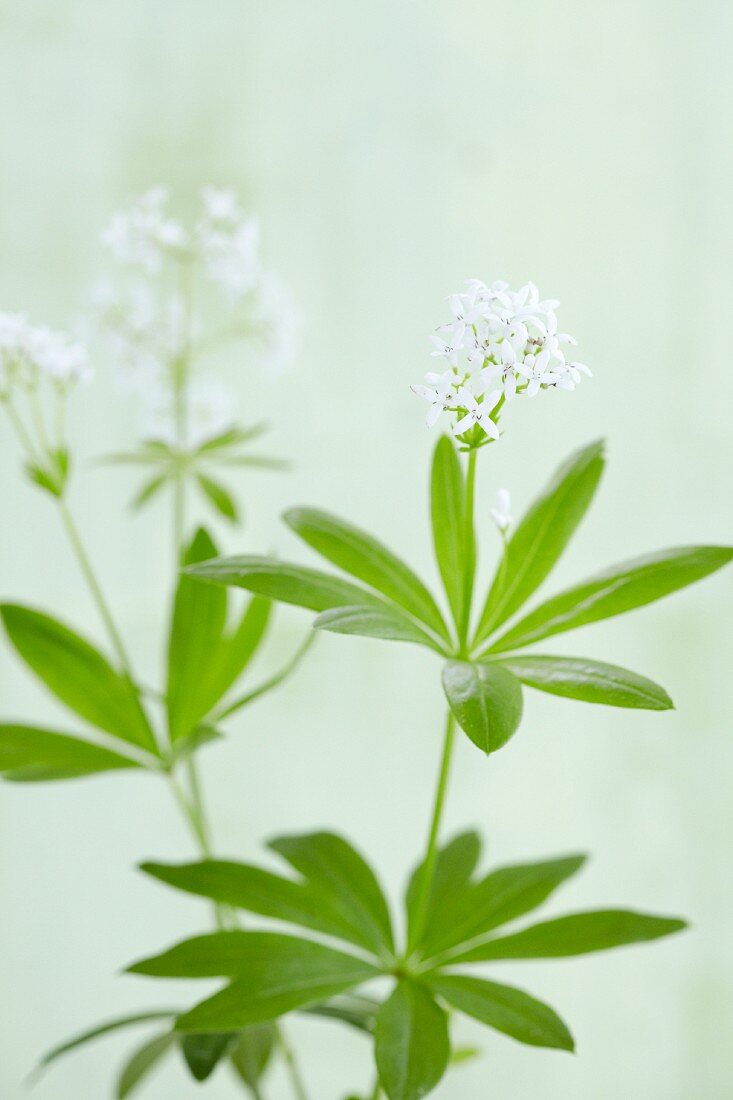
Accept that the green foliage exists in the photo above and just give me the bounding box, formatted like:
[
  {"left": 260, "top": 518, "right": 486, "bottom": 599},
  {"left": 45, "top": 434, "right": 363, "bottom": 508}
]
[
  {"left": 186, "top": 436, "right": 731, "bottom": 757},
  {"left": 0, "top": 604, "right": 157, "bottom": 753},
  {"left": 441, "top": 661, "right": 523, "bottom": 753},
  {"left": 117, "top": 1033, "right": 175, "bottom": 1098},
  {"left": 229, "top": 1024, "right": 277, "bottom": 1091},
  {"left": 134, "top": 830, "right": 685, "bottom": 1098},
  {"left": 494, "top": 655, "right": 674, "bottom": 710},
  {"left": 374, "top": 981, "right": 449, "bottom": 1100},
  {"left": 180, "top": 1032, "right": 235, "bottom": 1081},
  {"left": 0, "top": 723, "right": 143, "bottom": 782}
]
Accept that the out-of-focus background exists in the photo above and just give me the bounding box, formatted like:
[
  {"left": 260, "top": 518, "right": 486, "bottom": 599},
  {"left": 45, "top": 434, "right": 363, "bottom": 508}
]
[{"left": 1, "top": 2, "right": 732, "bottom": 1097}]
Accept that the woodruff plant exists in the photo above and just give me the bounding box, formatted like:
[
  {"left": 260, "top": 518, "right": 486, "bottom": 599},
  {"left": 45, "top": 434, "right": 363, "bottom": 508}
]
[
  {"left": 0, "top": 191, "right": 315, "bottom": 1096},
  {"left": 122, "top": 279, "right": 731, "bottom": 1099}
]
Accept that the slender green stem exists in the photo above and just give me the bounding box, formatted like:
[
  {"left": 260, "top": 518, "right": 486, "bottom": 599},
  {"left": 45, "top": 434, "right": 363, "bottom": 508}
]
[
  {"left": 458, "top": 448, "right": 478, "bottom": 652},
  {"left": 3, "top": 398, "right": 41, "bottom": 462},
  {"left": 57, "top": 497, "right": 136, "bottom": 678},
  {"left": 407, "top": 710, "right": 457, "bottom": 955},
  {"left": 278, "top": 1029, "right": 310, "bottom": 1100}
]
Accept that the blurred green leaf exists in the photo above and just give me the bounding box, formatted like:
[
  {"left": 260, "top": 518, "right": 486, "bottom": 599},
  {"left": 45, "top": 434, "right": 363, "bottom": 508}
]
[
  {"left": 285, "top": 507, "right": 450, "bottom": 644},
  {"left": 452, "top": 909, "right": 687, "bottom": 962},
  {"left": 442, "top": 661, "right": 523, "bottom": 753},
  {"left": 169, "top": 723, "right": 223, "bottom": 762},
  {"left": 375, "top": 980, "right": 449, "bottom": 1100},
  {"left": 430, "top": 435, "right": 468, "bottom": 632},
  {"left": 302, "top": 994, "right": 380, "bottom": 1034},
  {"left": 405, "top": 831, "right": 481, "bottom": 951},
  {"left": 117, "top": 1032, "right": 175, "bottom": 1098},
  {"left": 197, "top": 473, "right": 239, "bottom": 522},
  {"left": 418, "top": 854, "right": 586, "bottom": 961},
  {"left": 474, "top": 440, "right": 605, "bottom": 643},
  {"left": 140, "top": 859, "right": 380, "bottom": 952},
  {"left": 181, "top": 1032, "right": 235, "bottom": 1081},
  {"left": 0, "top": 724, "right": 142, "bottom": 782},
  {"left": 230, "top": 1023, "right": 277, "bottom": 1090},
  {"left": 195, "top": 424, "right": 269, "bottom": 453},
  {"left": 427, "top": 974, "right": 574, "bottom": 1051},
  {"left": 314, "top": 605, "right": 444, "bottom": 652},
  {"left": 487, "top": 546, "right": 733, "bottom": 654},
  {"left": 269, "top": 831, "right": 394, "bottom": 955},
  {"left": 0, "top": 604, "right": 157, "bottom": 752},
  {"left": 130, "top": 473, "right": 168, "bottom": 511},
  {"left": 138, "top": 933, "right": 382, "bottom": 1032},
  {"left": 38, "top": 1012, "right": 176, "bottom": 1072},
  {"left": 494, "top": 655, "right": 673, "bottom": 710}
]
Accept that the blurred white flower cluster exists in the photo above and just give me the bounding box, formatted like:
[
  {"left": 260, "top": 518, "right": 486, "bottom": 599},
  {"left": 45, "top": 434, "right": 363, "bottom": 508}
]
[
  {"left": 0, "top": 312, "right": 91, "bottom": 400},
  {"left": 412, "top": 280, "right": 591, "bottom": 441},
  {"left": 95, "top": 186, "right": 298, "bottom": 447}
]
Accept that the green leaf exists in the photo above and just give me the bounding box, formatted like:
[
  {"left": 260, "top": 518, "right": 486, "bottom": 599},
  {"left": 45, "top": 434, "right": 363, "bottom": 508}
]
[
  {"left": 442, "top": 661, "right": 523, "bottom": 754},
  {"left": 186, "top": 556, "right": 384, "bottom": 614},
  {"left": 427, "top": 974, "right": 574, "bottom": 1052},
  {"left": 430, "top": 435, "right": 468, "bottom": 631},
  {"left": 314, "top": 605, "right": 444, "bottom": 652},
  {"left": 230, "top": 1024, "right": 277, "bottom": 1089},
  {"left": 117, "top": 1032, "right": 175, "bottom": 1098},
  {"left": 487, "top": 545, "right": 733, "bottom": 654},
  {"left": 0, "top": 604, "right": 157, "bottom": 752},
  {"left": 140, "top": 859, "right": 381, "bottom": 952},
  {"left": 453, "top": 909, "right": 687, "bottom": 962},
  {"left": 195, "top": 423, "right": 269, "bottom": 453},
  {"left": 285, "top": 508, "right": 450, "bottom": 644},
  {"left": 269, "top": 832, "right": 394, "bottom": 955},
  {"left": 0, "top": 724, "right": 141, "bottom": 782},
  {"left": 181, "top": 1032, "right": 234, "bottom": 1081},
  {"left": 405, "top": 832, "right": 481, "bottom": 951},
  {"left": 203, "top": 595, "right": 272, "bottom": 707},
  {"left": 197, "top": 473, "right": 239, "bottom": 522},
  {"left": 475, "top": 440, "right": 605, "bottom": 643},
  {"left": 130, "top": 473, "right": 168, "bottom": 511},
  {"left": 302, "top": 994, "right": 380, "bottom": 1034},
  {"left": 169, "top": 724, "right": 223, "bottom": 763},
  {"left": 150, "top": 934, "right": 381, "bottom": 1032},
  {"left": 418, "top": 854, "right": 586, "bottom": 962},
  {"left": 38, "top": 1012, "right": 177, "bottom": 1071},
  {"left": 374, "top": 980, "right": 449, "bottom": 1100},
  {"left": 494, "top": 655, "right": 674, "bottom": 710},
  {"left": 167, "top": 529, "right": 228, "bottom": 742}
]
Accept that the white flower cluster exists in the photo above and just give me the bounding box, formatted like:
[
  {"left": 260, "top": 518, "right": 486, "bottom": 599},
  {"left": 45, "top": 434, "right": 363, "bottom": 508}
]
[
  {"left": 0, "top": 312, "right": 91, "bottom": 399},
  {"left": 413, "top": 280, "right": 591, "bottom": 440},
  {"left": 96, "top": 187, "right": 298, "bottom": 446}
]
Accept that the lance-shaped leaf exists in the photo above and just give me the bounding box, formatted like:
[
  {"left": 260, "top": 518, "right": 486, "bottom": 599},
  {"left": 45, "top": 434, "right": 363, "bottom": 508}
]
[
  {"left": 375, "top": 980, "right": 449, "bottom": 1100},
  {"left": 451, "top": 909, "right": 687, "bottom": 962},
  {"left": 132, "top": 933, "right": 382, "bottom": 1032},
  {"left": 285, "top": 507, "right": 451, "bottom": 645},
  {"left": 181, "top": 1032, "right": 235, "bottom": 1081},
  {"left": 167, "top": 530, "right": 273, "bottom": 741},
  {"left": 494, "top": 655, "right": 673, "bottom": 710},
  {"left": 167, "top": 529, "right": 227, "bottom": 742},
  {"left": 314, "top": 605, "right": 443, "bottom": 652},
  {"left": 474, "top": 440, "right": 605, "bottom": 643},
  {"left": 38, "top": 1012, "right": 177, "bottom": 1072},
  {"left": 442, "top": 661, "right": 523, "bottom": 754},
  {"left": 431, "top": 435, "right": 469, "bottom": 631},
  {"left": 130, "top": 473, "right": 167, "bottom": 511},
  {"left": 405, "top": 831, "right": 481, "bottom": 951},
  {"left": 303, "top": 993, "right": 380, "bottom": 1034},
  {"left": 418, "top": 854, "right": 586, "bottom": 962},
  {"left": 0, "top": 604, "right": 157, "bottom": 752},
  {"left": 197, "top": 473, "right": 239, "bottom": 521},
  {"left": 186, "top": 556, "right": 384, "bottom": 614},
  {"left": 230, "top": 1024, "right": 277, "bottom": 1090},
  {"left": 269, "top": 832, "right": 394, "bottom": 955},
  {"left": 140, "top": 859, "right": 379, "bottom": 951},
  {"left": 427, "top": 974, "right": 574, "bottom": 1052},
  {"left": 487, "top": 545, "right": 733, "bottom": 654},
  {"left": 117, "top": 1032, "right": 175, "bottom": 1098},
  {"left": 0, "top": 724, "right": 142, "bottom": 782}
]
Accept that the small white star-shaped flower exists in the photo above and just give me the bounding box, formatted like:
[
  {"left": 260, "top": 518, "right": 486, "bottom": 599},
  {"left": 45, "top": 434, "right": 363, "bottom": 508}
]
[{"left": 453, "top": 387, "right": 501, "bottom": 439}]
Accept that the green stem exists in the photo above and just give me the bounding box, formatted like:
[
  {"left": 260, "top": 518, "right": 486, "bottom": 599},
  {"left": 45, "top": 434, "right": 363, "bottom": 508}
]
[
  {"left": 3, "top": 399, "right": 41, "bottom": 463},
  {"left": 407, "top": 710, "right": 457, "bottom": 955},
  {"left": 458, "top": 448, "right": 478, "bottom": 651},
  {"left": 278, "top": 1029, "right": 310, "bottom": 1100},
  {"left": 57, "top": 497, "right": 136, "bottom": 679}
]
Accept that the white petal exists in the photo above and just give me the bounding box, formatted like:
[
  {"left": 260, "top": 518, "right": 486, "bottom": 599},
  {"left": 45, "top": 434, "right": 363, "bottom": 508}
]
[
  {"left": 426, "top": 404, "right": 443, "bottom": 427},
  {"left": 454, "top": 412, "right": 474, "bottom": 434}
]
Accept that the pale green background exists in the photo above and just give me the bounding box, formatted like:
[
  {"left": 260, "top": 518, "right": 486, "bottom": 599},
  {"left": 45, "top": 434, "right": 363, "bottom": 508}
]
[{"left": 1, "top": 2, "right": 732, "bottom": 1097}]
